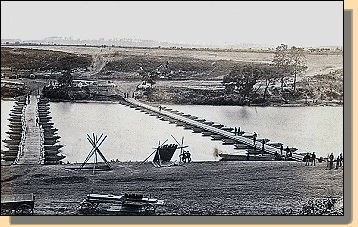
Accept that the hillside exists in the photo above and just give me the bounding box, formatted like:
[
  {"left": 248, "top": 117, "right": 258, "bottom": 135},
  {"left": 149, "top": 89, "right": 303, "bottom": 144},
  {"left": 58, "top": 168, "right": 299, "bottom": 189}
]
[{"left": 1, "top": 47, "right": 92, "bottom": 71}]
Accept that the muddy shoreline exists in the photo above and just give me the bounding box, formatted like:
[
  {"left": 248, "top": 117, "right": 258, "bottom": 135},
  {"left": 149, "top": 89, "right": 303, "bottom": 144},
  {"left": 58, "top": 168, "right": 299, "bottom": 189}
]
[{"left": 1, "top": 161, "right": 343, "bottom": 215}]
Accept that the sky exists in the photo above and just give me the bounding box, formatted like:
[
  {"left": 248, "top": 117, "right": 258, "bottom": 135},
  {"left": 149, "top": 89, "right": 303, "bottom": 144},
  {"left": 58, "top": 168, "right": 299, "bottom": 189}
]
[{"left": 1, "top": 1, "right": 343, "bottom": 47}]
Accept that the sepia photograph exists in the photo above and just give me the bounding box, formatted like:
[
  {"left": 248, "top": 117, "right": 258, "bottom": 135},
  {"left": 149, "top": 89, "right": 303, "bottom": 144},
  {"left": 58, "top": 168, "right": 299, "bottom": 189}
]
[{"left": 1, "top": 1, "right": 344, "bottom": 217}]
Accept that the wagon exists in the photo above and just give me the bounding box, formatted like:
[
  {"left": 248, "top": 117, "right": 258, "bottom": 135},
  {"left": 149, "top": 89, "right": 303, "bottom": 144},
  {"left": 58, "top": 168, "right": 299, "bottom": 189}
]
[{"left": 1, "top": 193, "right": 35, "bottom": 215}]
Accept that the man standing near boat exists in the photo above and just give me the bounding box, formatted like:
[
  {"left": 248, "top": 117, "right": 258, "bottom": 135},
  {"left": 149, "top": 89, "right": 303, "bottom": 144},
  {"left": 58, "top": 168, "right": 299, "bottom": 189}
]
[
  {"left": 329, "top": 153, "right": 334, "bottom": 169},
  {"left": 305, "top": 153, "right": 310, "bottom": 166},
  {"left": 261, "top": 139, "right": 265, "bottom": 155},
  {"left": 311, "top": 152, "right": 316, "bottom": 166},
  {"left": 338, "top": 153, "right": 343, "bottom": 167}
]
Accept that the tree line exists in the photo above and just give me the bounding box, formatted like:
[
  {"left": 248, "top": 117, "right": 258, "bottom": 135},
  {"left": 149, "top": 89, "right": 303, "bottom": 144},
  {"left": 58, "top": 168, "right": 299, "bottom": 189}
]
[{"left": 223, "top": 44, "right": 308, "bottom": 102}]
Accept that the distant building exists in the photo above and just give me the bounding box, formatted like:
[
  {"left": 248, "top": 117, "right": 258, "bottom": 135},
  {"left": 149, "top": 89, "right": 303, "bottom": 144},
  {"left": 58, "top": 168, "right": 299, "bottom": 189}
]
[
  {"left": 72, "top": 79, "right": 97, "bottom": 88},
  {"left": 137, "top": 81, "right": 152, "bottom": 90},
  {"left": 47, "top": 80, "right": 60, "bottom": 88},
  {"left": 1, "top": 80, "right": 25, "bottom": 89}
]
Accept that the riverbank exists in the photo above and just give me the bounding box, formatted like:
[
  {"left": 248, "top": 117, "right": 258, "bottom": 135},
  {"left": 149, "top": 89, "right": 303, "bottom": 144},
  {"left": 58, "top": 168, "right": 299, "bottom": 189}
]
[{"left": 1, "top": 161, "right": 343, "bottom": 215}]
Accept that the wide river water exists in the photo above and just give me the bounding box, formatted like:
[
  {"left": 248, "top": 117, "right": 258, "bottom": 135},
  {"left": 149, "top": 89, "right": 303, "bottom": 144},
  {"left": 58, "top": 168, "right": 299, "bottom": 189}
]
[{"left": 1, "top": 101, "right": 343, "bottom": 162}]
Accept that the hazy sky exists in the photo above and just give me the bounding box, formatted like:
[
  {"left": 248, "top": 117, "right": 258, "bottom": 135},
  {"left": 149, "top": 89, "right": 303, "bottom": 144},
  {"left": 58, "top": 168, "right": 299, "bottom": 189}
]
[{"left": 1, "top": 1, "right": 343, "bottom": 47}]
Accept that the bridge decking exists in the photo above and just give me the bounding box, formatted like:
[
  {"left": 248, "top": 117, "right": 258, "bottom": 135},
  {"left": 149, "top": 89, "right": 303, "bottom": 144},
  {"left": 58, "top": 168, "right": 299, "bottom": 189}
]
[
  {"left": 126, "top": 98, "right": 303, "bottom": 161},
  {"left": 15, "top": 95, "right": 43, "bottom": 165}
]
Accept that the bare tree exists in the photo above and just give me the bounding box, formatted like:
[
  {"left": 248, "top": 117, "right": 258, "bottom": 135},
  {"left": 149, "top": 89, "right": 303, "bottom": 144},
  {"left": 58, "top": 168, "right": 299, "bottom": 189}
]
[
  {"left": 260, "top": 65, "right": 280, "bottom": 101},
  {"left": 272, "top": 44, "right": 291, "bottom": 92},
  {"left": 289, "top": 46, "right": 307, "bottom": 92}
]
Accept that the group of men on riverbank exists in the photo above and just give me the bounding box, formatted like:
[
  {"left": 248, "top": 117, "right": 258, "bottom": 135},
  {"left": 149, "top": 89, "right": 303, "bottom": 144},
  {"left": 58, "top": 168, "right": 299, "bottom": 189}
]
[
  {"left": 328, "top": 153, "right": 343, "bottom": 170},
  {"left": 304, "top": 152, "right": 317, "bottom": 166},
  {"left": 304, "top": 152, "right": 343, "bottom": 169}
]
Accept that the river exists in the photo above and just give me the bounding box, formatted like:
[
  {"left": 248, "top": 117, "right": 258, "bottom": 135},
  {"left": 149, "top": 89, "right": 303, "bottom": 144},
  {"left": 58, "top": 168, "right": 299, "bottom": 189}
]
[{"left": 1, "top": 101, "right": 343, "bottom": 162}]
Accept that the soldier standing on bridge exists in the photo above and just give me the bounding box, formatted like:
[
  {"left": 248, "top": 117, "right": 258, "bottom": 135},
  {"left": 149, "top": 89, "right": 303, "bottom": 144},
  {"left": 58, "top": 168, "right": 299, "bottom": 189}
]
[
  {"left": 234, "top": 127, "right": 237, "bottom": 136},
  {"left": 253, "top": 132, "right": 257, "bottom": 147},
  {"left": 261, "top": 139, "right": 265, "bottom": 155}
]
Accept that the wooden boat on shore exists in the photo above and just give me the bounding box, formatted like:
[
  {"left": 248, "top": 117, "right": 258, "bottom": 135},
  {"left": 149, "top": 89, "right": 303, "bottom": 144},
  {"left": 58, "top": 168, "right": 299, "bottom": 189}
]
[
  {"left": 15, "top": 101, "right": 26, "bottom": 105},
  {"left": 257, "top": 138, "right": 270, "bottom": 143},
  {"left": 211, "top": 134, "right": 223, "bottom": 140},
  {"left": 1, "top": 155, "right": 18, "bottom": 161},
  {"left": 176, "top": 122, "right": 185, "bottom": 126},
  {"left": 39, "top": 119, "right": 52, "bottom": 124},
  {"left": 9, "top": 135, "right": 22, "bottom": 140},
  {"left": 221, "top": 127, "right": 234, "bottom": 132},
  {"left": 44, "top": 140, "right": 60, "bottom": 145},
  {"left": 242, "top": 134, "right": 254, "bottom": 138},
  {"left": 267, "top": 142, "right": 283, "bottom": 148},
  {"left": 153, "top": 144, "right": 178, "bottom": 163},
  {"left": 39, "top": 115, "right": 52, "bottom": 119},
  {"left": 9, "top": 113, "right": 22, "bottom": 117},
  {"left": 8, "top": 119, "right": 22, "bottom": 123},
  {"left": 43, "top": 127, "right": 58, "bottom": 131},
  {"left": 38, "top": 107, "right": 50, "bottom": 111},
  {"left": 9, "top": 116, "right": 22, "bottom": 120},
  {"left": 168, "top": 119, "right": 177, "bottom": 124},
  {"left": 44, "top": 154, "right": 66, "bottom": 162},
  {"left": 79, "top": 193, "right": 164, "bottom": 214},
  {"left": 38, "top": 113, "right": 50, "bottom": 117},
  {"left": 10, "top": 110, "right": 23, "bottom": 114},
  {"left": 187, "top": 116, "right": 198, "bottom": 120},
  {"left": 41, "top": 124, "right": 56, "bottom": 129},
  {"left": 2, "top": 138, "right": 21, "bottom": 144},
  {"left": 1, "top": 151, "right": 19, "bottom": 156},
  {"left": 44, "top": 135, "right": 61, "bottom": 140},
  {"left": 4, "top": 144, "right": 20, "bottom": 149},
  {"left": 191, "top": 127, "right": 203, "bottom": 133},
  {"left": 219, "top": 153, "right": 275, "bottom": 161},
  {"left": 38, "top": 103, "right": 50, "bottom": 107},
  {"left": 44, "top": 150, "right": 62, "bottom": 155},
  {"left": 8, "top": 124, "right": 23, "bottom": 128},
  {"left": 1, "top": 156, "right": 17, "bottom": 161},
  {"left": 40, "top": 122, "right": 54, "bottom": 126},
  {"left": 202, "top": 131, "right": 213, "bottom": 136},
  {"left": 212, "top": 124, "right": 224, "bottom": 128},
  {"left": 234, "top": 144, "right": 251, "bottom": 149},
  {"left": 222, "top": 139, "right": 236, "bottom": 145},
  {"left": 6, "top": 131, "right": 22, "bottom": 135},
  {"left": 44, "top": 144, "right": 64, "bottom": 150}
]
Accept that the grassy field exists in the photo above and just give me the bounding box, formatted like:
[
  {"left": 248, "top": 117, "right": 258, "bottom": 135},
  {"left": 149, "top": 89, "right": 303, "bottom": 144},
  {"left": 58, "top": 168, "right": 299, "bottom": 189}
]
[
  {"left": 2, "top": 46, "right": 343, "bottom": 105},
  {"left": 1, "top": 161, "right": 343, "bottom": 215},
  {"left": 9, "top": 45, "right": 342, "bottom": 77}
]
